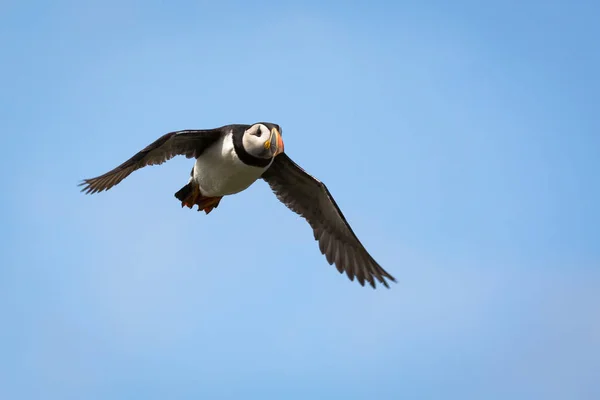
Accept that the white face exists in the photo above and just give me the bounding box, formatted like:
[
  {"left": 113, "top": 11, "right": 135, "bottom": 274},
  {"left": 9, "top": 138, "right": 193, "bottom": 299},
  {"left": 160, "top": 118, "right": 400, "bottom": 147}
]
[{"left": 242, "top": 124, "right": 274, "bottom": 159}]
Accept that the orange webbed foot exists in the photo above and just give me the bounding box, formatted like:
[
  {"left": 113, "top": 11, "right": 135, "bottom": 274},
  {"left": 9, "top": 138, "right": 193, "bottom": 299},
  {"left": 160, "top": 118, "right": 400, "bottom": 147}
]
[{"left": 195, "top": 196, "right": 222, "bottom": 214}]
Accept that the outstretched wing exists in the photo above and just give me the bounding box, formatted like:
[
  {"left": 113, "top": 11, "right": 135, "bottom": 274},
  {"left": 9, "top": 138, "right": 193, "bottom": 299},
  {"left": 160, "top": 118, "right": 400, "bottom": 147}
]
[
  {"left": 79, "top": 128, "right": 224, "bottom": 194},
  {"left": 262, "top": 153, "right": 396, "bottom": 288}
]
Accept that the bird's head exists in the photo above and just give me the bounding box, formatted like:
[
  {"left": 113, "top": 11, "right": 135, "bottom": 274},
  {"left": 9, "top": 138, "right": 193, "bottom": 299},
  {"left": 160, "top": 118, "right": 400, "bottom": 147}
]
[{"left": 242, "top": 123, "right": 284, "bottom": 159}]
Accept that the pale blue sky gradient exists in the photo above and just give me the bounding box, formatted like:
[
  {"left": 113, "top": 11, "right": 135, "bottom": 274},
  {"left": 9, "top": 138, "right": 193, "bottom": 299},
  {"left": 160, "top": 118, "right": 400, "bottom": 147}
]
[{"left": 1, "top": 1, "right": 599, "bottom": 399}]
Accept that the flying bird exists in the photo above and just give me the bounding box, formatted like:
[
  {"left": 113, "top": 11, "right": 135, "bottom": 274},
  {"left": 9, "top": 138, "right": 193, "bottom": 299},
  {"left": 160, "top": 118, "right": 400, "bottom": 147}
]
[{"left": 80, "top": 123, "right": 395, "bottom": 288}]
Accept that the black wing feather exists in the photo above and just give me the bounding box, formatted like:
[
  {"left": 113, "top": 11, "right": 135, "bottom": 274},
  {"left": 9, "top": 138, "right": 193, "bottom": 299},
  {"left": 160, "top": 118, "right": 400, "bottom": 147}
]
[
  {"left": 262, "top": 153, "right": 396, "bottom": 288},
  {"left": 79, "top": 128, "right": 224, "bottom": 194}
]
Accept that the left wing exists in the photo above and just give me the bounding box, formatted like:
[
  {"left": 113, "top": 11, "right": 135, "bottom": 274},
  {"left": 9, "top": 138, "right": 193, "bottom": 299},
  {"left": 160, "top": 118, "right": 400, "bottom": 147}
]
[{"left": 262, "top": 153, "right": 396, "bottom": 288}]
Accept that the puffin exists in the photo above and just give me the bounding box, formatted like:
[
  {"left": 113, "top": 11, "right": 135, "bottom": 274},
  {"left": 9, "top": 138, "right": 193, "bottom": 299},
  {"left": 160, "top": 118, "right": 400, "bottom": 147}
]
[{"left": 80, "top": 122, "right": 396, "bottom": 288}]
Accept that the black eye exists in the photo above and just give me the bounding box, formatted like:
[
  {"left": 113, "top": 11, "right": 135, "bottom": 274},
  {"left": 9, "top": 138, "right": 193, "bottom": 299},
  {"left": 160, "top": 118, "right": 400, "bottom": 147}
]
[{"left": 253, "top": 127, "right": 263, "bottom": 137}]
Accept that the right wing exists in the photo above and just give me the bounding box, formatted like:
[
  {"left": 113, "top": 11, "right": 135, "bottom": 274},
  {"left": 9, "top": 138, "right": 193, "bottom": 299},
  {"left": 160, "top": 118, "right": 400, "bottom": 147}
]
[{"left": 79, "top": 128, "right": 225, "bottom": 194}]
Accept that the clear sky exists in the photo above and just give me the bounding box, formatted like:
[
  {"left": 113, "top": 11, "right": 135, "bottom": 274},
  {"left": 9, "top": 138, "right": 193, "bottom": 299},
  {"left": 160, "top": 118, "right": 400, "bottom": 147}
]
[{"left": 1, "top": 1, "right": 599, "bottom": 399}]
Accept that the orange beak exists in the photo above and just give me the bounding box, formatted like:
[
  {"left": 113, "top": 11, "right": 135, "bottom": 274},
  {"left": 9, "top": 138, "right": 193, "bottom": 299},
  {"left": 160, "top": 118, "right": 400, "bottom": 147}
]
[{"left": 273, "top": 128, "right": 284, "bottom": 156}]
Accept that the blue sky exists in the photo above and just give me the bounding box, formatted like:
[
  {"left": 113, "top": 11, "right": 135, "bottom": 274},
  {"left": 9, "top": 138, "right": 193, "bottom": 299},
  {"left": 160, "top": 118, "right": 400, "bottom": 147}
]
[{"left": 1, "top": 0, "right": 599, "bottom": 398}]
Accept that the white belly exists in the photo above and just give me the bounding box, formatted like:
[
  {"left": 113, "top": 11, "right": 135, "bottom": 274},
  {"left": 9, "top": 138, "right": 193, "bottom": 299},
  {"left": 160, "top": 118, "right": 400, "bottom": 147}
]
[{"left": 192, "top": 132, "right": 271, "bottom": 197}]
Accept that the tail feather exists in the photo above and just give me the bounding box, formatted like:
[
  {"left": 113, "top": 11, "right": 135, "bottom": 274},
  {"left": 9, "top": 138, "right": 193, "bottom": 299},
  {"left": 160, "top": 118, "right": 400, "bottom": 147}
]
[{"left": 174, "top": 183, "right": 193, "bottom": 202}]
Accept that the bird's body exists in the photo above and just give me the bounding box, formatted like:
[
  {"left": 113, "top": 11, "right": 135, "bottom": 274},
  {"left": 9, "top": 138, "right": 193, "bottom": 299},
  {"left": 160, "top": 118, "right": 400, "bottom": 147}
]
[
  {"left": 192, "top": 130, "right": 271, "bottom": 197},
  {"left": 80, "top": 122, "right": 396, "bottom": 288}
]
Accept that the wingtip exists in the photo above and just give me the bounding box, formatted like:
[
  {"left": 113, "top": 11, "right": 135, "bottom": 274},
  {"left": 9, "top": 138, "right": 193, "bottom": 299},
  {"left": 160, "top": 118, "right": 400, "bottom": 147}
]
[
  {"left": 370, "top": 273, "right": 395, "bottom": 289},
  {"left": 381, "top": 274, "right": 396, "bottom": 289},
  {"left": 78, "top": 180, "right": 91, "bottom": 194},
  {"left": 78, "top": 179, "right": 102, "bottom": 195},
  {"left": 364, "top": 276, "right": 393, "bottom": 289}
]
